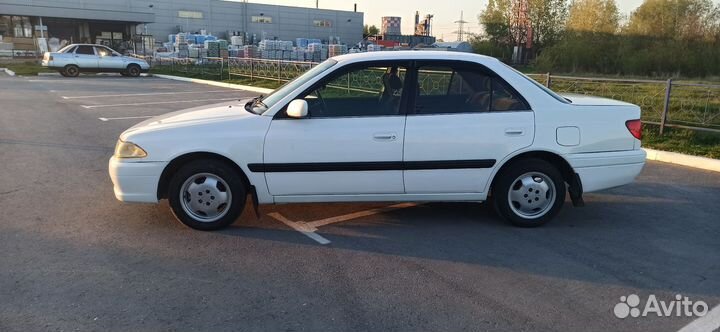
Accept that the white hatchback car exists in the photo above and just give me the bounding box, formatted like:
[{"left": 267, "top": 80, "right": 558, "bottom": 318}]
[{"left": 109, "top": 51, "right": 646, "bottom": 230}]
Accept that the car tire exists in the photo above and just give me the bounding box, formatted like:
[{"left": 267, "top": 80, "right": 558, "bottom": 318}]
[
  {"left": 167, "top": 159, "right": 246, "bottom": 231},
  {"left": 492, "top": 158, "right": 566, "bottom": 227},
  {"left": 59, "top": 70, "right": 70, "bottom": 77},
  {"left": 126, "top": 64, "right": 141, "bottom": 77},
  {"left": 64, "top": 65, "right": 79, "bottom": 77}
]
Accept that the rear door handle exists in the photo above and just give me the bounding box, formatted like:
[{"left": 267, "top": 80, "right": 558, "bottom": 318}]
[
  {"left": 373, "top": 133, "right": 397, "bottom": 141},
  {"left": 505, "top": 128, "right": 525, "bottom": 136}
]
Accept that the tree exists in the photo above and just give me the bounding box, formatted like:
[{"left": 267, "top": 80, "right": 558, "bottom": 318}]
[
  {"left": 626, "top": 0, "right": 720, "bottom": 41},
  {"left": 363, "top": 24, "right": 380, "bottom": 38},
  {"left": 526, "top": 0, "right": 569, "bottom": 48},
  {"left": 480, "top": 0, "right": 513, "bottom": 44},
  {"left": 566, "top": 0, "right": 620, "bottom": 34}
]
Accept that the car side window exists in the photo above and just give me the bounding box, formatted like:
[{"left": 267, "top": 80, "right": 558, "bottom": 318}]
[
  {"left": 299, "top": 64, "right": 407, "bottom": 118},
  {"left": 75, "top": 46, "right": 95, "bottom": 55},
  {"left": 415, "top": 65, "right": 528, "bottom": 114},
  {"left": 96, "top": 47, "right": 111, "bottom": 57}
]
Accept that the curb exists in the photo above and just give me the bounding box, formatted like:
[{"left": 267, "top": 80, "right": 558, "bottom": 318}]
[
  {"left": 644, "top": 148, "right": 720, "bottom": 173},
  {"left": 153, "top": 74, "right": 720, "bottom": 174},
  {"left": 153, "top": 74, "right": 273, "bottom": 95},
  {"left": 0, "top": 68, "right": 16, "bottom": 76}
]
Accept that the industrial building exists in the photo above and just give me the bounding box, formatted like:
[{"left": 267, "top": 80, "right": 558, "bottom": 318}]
[{"left": 0, "top": 0, "right": 363, "bottom": 56}]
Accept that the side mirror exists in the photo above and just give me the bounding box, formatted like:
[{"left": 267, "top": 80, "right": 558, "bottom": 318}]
[{"left": 286, "top": 99, "right": 308, "bottom": 119}]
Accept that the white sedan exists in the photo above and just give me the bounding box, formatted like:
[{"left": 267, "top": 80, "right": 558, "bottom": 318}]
[{"left": 109, "top": 51, "right": 646, "bottom": 230}]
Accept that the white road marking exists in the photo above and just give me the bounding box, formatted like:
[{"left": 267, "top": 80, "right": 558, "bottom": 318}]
[
  {"left": 99, "top": 116, "right": 155, "bottom": 121},
  {"left": 63, "top": 90, "right": 231, "bottom": 99},
  {"left": 267, "top": 203, "right": 417, "bottom": 245},
  {"left": 81, "top": 97, "right": 238, "bottom": 109},
  {"left": 304, "top": 203, "right": 417, "bottom": 229},
  {"left": 678, "top": 304, "right": 720, "bottom": 332},
  {"left": 268, "top": 212, "right": 331, "bottom": 245}
]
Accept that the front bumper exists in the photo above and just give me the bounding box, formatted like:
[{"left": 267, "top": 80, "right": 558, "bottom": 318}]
[
  {"left": 108, "top": 157, "right": 167, "bottom": 203},
  {"left": 566, "top": 149, "right": 647, "bottom": 193}
]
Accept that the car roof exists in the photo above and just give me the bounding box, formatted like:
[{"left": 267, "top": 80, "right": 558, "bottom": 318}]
[
  {"left": 332, "top": 50, "right": 499, "bottom": 65},
  {"left": 66, "top": 44, "right": 109, "bottom": 47}
]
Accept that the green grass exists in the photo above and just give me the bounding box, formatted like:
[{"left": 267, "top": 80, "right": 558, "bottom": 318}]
[
  {"left": 642, "top": 125, "right": 720, "bottom": 159},
  {"left": 2, "top": 61, "right": 53, "bottom": 76}
]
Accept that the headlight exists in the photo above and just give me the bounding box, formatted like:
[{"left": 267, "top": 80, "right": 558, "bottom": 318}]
[{"left": 114, "top": 140, "right": 147, "bottom": 158}]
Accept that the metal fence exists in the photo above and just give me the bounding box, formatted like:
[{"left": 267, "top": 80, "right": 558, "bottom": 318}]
[
  {"left": 151, "top": 57, "right": 225, "bottom": 80},
  {"left": 527, "top": 73, "right": 720, "bottom": 134},
  {"left": 148, "top": 57, "right": 720, "bottom": 134}
]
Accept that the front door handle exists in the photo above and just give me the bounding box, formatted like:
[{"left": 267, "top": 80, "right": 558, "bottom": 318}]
[{"left": 373, "top": 133, "right": 397, "bottom": 141}]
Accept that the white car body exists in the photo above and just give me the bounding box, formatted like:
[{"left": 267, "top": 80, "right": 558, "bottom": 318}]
[
  {"left": 42, "top": 44, "right": 150, "bottom": 76},
  {"left": 109, "top": 51, "right": 646, "bottom": 228}
]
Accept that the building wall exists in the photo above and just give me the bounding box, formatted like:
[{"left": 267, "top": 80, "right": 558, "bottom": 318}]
[
  {"left": 0, "top": 0, "right": 364, "bottom": 45},
  {"left": 142, "top": 0, "right": 363, "bottom": 44}
]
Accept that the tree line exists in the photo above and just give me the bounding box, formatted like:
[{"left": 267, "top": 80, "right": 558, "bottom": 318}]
[{"left": 473, "top": 0, "right": 720, "bottom": 77}]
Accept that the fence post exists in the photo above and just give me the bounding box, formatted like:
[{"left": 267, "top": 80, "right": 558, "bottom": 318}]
[
  {"left": 660, "top": 78, "right": 673, "bottom": 135},
  {"left": 250, "top": 58, "right": 254, "bottom": 82},
  {"left": 546, "top": 72, "right": 552, "bottom": 88}
]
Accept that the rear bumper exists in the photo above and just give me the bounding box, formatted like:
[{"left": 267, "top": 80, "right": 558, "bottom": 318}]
[
  {"left": 108, "top": 157, "right": 167, "bottom": 203},
  {"left": 566, "top": 149, "right": 646, "bottom": 193}
]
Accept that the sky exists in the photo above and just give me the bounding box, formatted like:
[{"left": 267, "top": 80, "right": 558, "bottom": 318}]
[{"left": 238, "top": 0, "right": 651, "bottom": 40}]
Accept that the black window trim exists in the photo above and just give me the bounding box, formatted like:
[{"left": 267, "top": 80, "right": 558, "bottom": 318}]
[
  {"left": 408, "top": 60, "right": 532, "bottom": 116},
  {"left": 274, "top": 60, "right": 413, "bottom": 120}
]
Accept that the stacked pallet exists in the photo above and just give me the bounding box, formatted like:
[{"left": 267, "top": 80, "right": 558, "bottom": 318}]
[
  {"left": 205, "top": 40, "right": 220, "bottom": 57},
  {"left": 328, "top": 44, "right": 348, "bottom": 57}
]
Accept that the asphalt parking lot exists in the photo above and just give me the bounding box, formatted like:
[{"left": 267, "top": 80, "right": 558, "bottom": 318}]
[{"left": 1, "top": 74, "right": 719, "bottom": 332}]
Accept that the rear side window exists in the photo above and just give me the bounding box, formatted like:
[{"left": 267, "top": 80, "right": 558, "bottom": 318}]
[
  {"left": 75, "top": 46, "right": 95, "bottom": 55},
  {"left": 415, "top": 65, "right": 529, "bottom": 115}
]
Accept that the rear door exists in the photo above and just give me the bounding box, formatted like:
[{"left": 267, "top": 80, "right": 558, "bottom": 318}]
[
  {"left": 402, "top": 61, "right": 535, "bottom": 194},
  {"left": 73, "top": 45, "right": 99, "bottom": 69}
]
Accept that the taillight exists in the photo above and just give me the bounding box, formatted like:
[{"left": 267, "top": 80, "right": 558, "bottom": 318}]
[{"left": 626, "top": 119, "right": 642, "bottom": 140}]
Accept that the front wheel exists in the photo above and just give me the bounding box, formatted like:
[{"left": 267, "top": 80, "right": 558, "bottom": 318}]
[
  {"left": 126, "top": 64, "right": 141, "bottom": 77},
  {"left": 168, "top": 160, "right": 246, "bottom": 230},
  {"left": 493, "top": 158, "right": 566, "bottom": 227}
]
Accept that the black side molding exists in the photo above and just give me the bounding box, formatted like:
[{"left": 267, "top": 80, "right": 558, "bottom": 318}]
[{"left": 248, "top": 160, "right": 496, "bottom": 173}]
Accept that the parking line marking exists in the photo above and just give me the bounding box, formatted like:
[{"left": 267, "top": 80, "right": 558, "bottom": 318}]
[
  {"left": 99, "top": 116, "right": 155, "bottom": 121},
  {"left": 81, "top": 98, "right": 238, "bottom": 109},
  {"left": 678, "top": 304, "right": 720, "bottom": 332},
  {"left": 305, "top": 203, "right": 417, "bottom": 229},
  {"left": 63, "top": 90, "right": 231, "bottom": 99},
  {"left": 268, "top": 212, "right": 331, "bottom": 245}
]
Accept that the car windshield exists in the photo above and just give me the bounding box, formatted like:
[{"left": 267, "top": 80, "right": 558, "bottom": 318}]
[
  {"left": 246, "top": 59, "right": 338, "bottom": 114},
  {"left": 502, "top": 63, "right": 570, "bottom": 104}
]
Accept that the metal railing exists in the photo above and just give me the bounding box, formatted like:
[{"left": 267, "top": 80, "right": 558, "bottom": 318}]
[
  {"left": 151, "top": 57, "right": 225, "bottom": 80},
  {"left": 147, "top": 57, "right": 720, "bottom": 134},
  {"left": 527, "top": 73, "right": 720, "bottom": 133}
]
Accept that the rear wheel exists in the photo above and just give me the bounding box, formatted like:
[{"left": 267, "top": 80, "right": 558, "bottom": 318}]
[
  {"left": 64, "top": 65, "right": 79, "bottom": 77},
  {"left": 168, "top": 160, "right": 246, "bottom": 231},
  {"left": 493, "top": 158, "right": 566, "bottom": 227},
  {"left": 126, "top": 64, "right": 141, "bottom": 77}
]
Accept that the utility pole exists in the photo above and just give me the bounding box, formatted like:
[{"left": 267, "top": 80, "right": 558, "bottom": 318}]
[{"left": 453, "top": 11, "right": 468, "bottom": 42}]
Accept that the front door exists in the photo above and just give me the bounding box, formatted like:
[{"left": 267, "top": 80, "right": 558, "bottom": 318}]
[
  {"left": 403, "top": 61, "right": 535, "bottom": 194},
  {"left": 263, "top": 62, "right": 410, "bottom": 196},
  {"left": 95, "top": 46, "right": 125, "bottom": 70}
]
